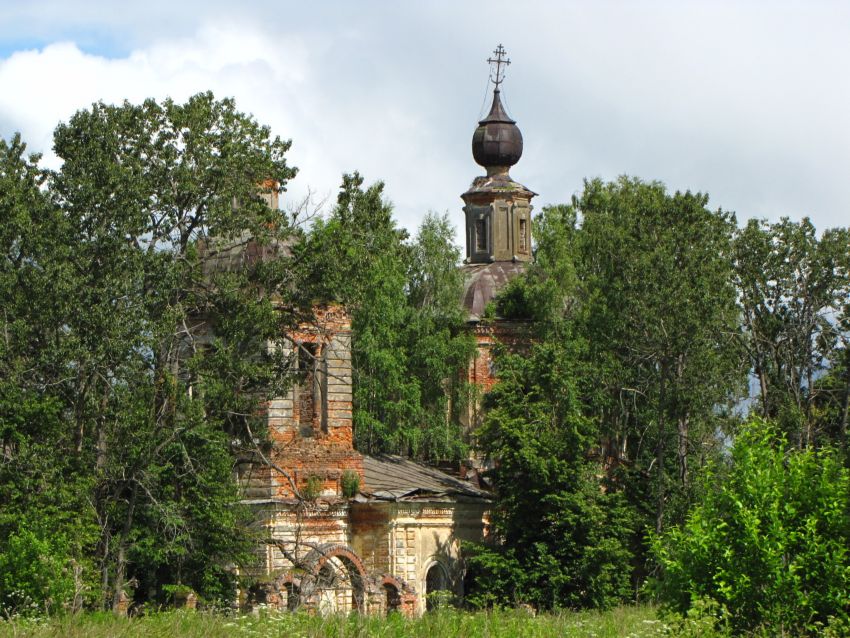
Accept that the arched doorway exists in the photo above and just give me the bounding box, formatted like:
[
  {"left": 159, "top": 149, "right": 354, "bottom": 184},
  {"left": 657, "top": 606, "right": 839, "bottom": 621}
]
[
  {"left": 424, "top": 562, "right": 451, "bottom": 611},
  {"left": 316, "top": 561, "right": 341, "bottom": 613},
  {"left": 271, "top": 573, "right": 302, "bottom": 611},
  {"left": 302, "top": 544, "right": 367, "bottom": 613}
]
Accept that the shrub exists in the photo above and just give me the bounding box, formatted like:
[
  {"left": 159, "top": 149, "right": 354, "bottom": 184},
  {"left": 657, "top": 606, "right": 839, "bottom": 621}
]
[
  {"left": 0, "top": 529, "right": 77, "bottom": 616},
  {"left": 653, "top": 418, "right": 850, "bottom": 635},
  {"left": 303, "top": 475, "right": 322, "bottom": 501},
  {"left": 340, "top": 470, "right": 360, "bottom": 498}
]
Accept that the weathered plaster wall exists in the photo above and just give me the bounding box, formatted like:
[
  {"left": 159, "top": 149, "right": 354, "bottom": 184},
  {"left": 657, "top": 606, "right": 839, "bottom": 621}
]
[{"left": 351, "top": 501, "right": 489, "bottom": 615}]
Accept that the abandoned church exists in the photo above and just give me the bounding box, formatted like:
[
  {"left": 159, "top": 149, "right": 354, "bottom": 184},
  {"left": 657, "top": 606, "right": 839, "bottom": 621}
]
[{"left": 221, "top": 46, "right": 535, "bottom": 615}]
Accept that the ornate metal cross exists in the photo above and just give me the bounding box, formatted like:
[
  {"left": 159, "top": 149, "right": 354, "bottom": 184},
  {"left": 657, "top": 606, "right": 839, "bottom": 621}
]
[{"left": 487, "top": 44, "right": 511, "bottom": 89}]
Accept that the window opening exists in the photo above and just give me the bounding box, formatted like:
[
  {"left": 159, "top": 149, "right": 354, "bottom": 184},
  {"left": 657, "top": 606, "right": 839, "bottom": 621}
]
[
  {"left": 475, "top": 218, "right": 487, "bottom": 252},
  {"left": 519, "top": 218, "right": 528, "bottom": 252},
  {"left": 384, "top": 583, "right": 401, "bottom": 614},
  {"left": 298, "top": 342, "right": 318, "bottom": 436}
]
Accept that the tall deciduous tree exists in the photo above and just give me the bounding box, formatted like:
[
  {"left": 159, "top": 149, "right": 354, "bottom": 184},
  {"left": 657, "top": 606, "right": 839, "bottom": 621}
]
[
  {"left": 472, "top": 179, "right": 746, "bottom": 610},
  {"left": 1, "top": 92, "right": 300, "bottom": 611},
  {"left": 297, "top": 174, "right": 419, "bottom": 456},
  {"left": 405, "top": 213, "right": 476, "bottom": 459},
  {"left": 298, "top": 176, "right": 472, "bottom": 461},
  {"left": 575, "top": 178, "right": 744, "bottom": 532},
  {"left": 468, "top": 336, "right": 635, "bottom": 610},
  {"left": 0, "top": 134, "right": 100, "bottom": 614},
  {"left": 468, "top": 202, "right": 634, "bottom": 610},
  {"left": 734, "top": 217, "right": 850, "bottom": 448}
]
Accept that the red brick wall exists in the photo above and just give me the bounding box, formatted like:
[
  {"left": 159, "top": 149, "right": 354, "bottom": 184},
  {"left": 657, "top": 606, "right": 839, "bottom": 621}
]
[
  {"left": 265, "top": 304, "right": 364, "bottom": 500},
  {"left": 465, "top": 321, "right": 531, "bottom": 391}
]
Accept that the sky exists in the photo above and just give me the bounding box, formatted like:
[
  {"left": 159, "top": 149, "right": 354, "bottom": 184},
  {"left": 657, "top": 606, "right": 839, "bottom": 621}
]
[{"left": 1, "top": 0, "right": 848, "bottom": 245}]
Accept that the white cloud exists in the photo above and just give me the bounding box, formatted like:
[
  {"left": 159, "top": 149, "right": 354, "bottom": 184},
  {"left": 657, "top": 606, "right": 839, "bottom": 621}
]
[
  {"left": 0, "top": 26, "right": 308, "bottom": 159},
  {"left": 0, "top": 19, "right": 468, "bottom": 236},
  {"left": 1, "top": 1, "right": 849, "bottom": 244}
]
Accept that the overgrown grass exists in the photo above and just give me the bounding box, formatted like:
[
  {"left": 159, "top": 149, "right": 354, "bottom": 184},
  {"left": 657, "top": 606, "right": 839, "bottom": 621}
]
[{"left": 0, "top": 606, "right": 672, "bottom": 638}]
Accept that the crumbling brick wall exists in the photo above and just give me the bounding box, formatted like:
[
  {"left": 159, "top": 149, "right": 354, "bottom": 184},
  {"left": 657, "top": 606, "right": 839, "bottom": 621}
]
[{"left": 240, "top": 305, "right": 364, "bottom": 502}]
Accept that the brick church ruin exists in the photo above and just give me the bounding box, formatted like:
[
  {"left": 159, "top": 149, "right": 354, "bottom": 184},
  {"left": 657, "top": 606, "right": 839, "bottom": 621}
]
[{"left": 229, "top": 45, "right": 534, "bottom": 615}]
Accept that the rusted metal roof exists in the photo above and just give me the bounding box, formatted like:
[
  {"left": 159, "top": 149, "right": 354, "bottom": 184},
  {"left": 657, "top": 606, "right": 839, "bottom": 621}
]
[
  {"left": 460, "top": 261, "right": 527, "bottom": 321},
  {"left": 473, "top": 89, "right": 523, "bottom": 169},
  {"left": 360, "top": 454, "right": 489, "bottom": 501},
  {"left": 478, "top": 89, "right": 515, "bottom": 125}
]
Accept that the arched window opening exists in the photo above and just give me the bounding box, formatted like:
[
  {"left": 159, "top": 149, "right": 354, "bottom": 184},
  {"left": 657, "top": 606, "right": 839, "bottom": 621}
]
[
  {"left": 314, "top": 555, "right": 365, "bottom": 614},
  {"left": 383, "top": 583, "right": 401, "bottom": 614},
  {"left": 296, "top": 341, "right": 329, "bottom": 437},
  {"left": 519, "top": 217, "right": 528, "bottom": 252},
  {"left": 475, "top": 217, "right": 488, "bottom": 252},
  {"left": 302, "top": 546, "right": 368, "bottom": 614}
]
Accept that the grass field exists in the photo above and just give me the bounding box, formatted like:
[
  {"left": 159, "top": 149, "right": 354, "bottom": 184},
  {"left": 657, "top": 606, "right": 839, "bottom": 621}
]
[{"left": 0, "top": 606, "right": 678, "bottom": 638}]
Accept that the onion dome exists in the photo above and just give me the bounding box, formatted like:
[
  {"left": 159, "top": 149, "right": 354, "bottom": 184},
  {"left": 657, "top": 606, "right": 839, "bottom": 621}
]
[{"left": 471, "top": 89, "right": 523, "bottom": 170}]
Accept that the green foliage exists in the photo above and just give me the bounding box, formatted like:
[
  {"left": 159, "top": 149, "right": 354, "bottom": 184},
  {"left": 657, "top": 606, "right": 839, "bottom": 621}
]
[
  {"left": 0, "top": 134, "right": 102, "bottom": 616},
  {"left": 496, "top": 203, "right": 578, "bottom": 325},
  {"left": 4, "top": 88, "right": 848, "bottom": 624},
  {"left": 303, "top": 475, "right": 323, "bottom": 501},
  {"left": 656, "top": 598, "right": 732, "bottom": 638},
  {"left": 653, "top": 418, "right": 850, "bottom": 635},
  {"left": 475, "top": 179, "right": 745, "bottom": 610},
  {"left": 0, "top": 606, "right": 669, "bottom": 638},
  {"left": 811, "top": 345, "right": 850, "bottom": 451},
  {"left": 0, "top": 93, "right": 296, "bottom": 611},
  {"left": 0, "top": 530, "right": 80, "bottom": 617},
  {"left": 574, "top": 178, "right": 744, "bottom": 532},
  {"left": 299, "top": 176, "right": 473, "bottom": 461},
  {"left": 161, "top": 584, "right": 197, "bottom": 606},
  {"left": 404, "top": 213, "right": 476, "bottom": 460},
  {"left": 45, "top": 92, "right": 294, "bottom": 607},
  {"left": 733, "top": 217, "right": 850, "bottom": 448},
  {"left": 340, "top": 470, "right": 360, "bottom": 498},
  {"left": 467, "top": 337, "right": 636, "bottom": 610}
]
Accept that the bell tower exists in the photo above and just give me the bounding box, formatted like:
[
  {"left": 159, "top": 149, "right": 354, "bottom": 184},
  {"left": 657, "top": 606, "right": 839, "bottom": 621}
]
[
  {"left": 463, "top": 44, "right": 536, "bottom": 264},
  {"left": 459, "top": 45, "right": 537, "bottom": 446}
]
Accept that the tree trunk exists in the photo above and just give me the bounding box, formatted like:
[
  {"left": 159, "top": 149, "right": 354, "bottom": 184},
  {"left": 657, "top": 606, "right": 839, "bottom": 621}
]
[
  {"left": 677, "top": 414, "right": 689, "bottom": 488},
  {"left": 655, "top": 366, "right": 668, "bottom": 534},
  {"left": 73, "top": 370, "right": 92, "bottom": 453},
  {"left": 675, "top": 355, "right": 689, "bottom": 488},
  {"left": 100, "top": 530, "right": 110, "bottom": 610},
  {"left": 805, "top": 359, "right": 815, "bottom": 448},
  {"left": 96, "top": 383, "right": 109, "bottom": 470},
  {"left": 112, "top": 482, "right": 138, "bottom": 611},
  {"left": 840, "top": 349, "right": 850, "bottom": 453},
  {"left": 757, "top": 362, "right": 769, "bottom": 417}
]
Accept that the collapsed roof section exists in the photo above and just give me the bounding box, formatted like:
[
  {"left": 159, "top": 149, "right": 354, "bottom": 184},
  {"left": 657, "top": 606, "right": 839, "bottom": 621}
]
[{"left": 358, "top": 454, "right": 490, "bottom": 502}]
